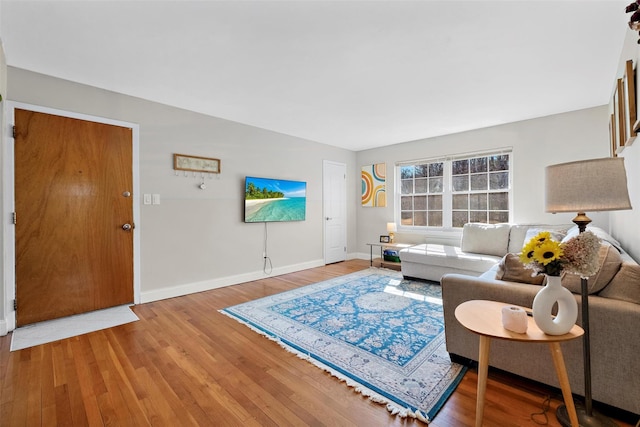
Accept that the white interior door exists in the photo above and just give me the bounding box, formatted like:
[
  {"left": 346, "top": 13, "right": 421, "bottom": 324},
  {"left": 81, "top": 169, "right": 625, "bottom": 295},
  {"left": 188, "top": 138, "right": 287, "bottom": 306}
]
[{"left": 323, "top": 160, "right": 347, "bottom": 264}]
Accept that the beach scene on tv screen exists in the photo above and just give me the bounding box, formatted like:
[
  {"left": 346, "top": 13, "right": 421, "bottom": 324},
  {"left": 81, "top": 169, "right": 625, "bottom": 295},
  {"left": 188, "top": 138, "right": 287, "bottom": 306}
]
[{"left": 245, "top": 177, "right": 306, "bottom": 222}]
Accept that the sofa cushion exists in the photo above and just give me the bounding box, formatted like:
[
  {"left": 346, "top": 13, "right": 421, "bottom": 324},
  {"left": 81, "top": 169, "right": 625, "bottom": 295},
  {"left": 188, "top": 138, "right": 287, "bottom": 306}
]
[
  {"left": 507, "top": 225, "right": 532, "bottom": 254},
  {"left": 523, "top": 227, "right": 568, "bottom": 246},
  {"left": 561, "top": 242, "right": 623, "bottom": 294},
  {"left": 460, "top": 223, "right": 511, "bottom": 257},
  {"left": 507, "top": 224, "right": 572, "bottom": 254},
  {"left": 400, "top": 243, "right": 502, "bottom": 273},
  {"left": 598, "top": 262, "right": 640, "bottom": 304},
  {"left": 495, "top": 253, "right": 545, "bottom": 285}
]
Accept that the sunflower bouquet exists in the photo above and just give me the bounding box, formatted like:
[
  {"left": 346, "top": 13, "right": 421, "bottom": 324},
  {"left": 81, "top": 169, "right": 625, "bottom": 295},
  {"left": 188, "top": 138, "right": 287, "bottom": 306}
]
[{"left": 519, "top": 230, "right": 601, "bottom": 278}]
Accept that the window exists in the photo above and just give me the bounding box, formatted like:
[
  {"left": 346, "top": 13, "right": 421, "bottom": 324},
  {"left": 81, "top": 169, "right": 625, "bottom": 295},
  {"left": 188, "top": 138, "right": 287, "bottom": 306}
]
[{"left": 398, "top": 151, "right": 511, "bottom": 229}]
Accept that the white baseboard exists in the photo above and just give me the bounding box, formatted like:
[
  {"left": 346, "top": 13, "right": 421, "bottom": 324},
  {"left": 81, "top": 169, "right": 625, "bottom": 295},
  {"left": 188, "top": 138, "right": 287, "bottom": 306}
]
[
  {"left": 354, "top": 252, "right": 372, "bottom": 261},
  {"left": 140, "top": 259, "right": 325, "bottom": 303},
  {"left": 1, "top": 257, "right": 366, "bottom": 333}
]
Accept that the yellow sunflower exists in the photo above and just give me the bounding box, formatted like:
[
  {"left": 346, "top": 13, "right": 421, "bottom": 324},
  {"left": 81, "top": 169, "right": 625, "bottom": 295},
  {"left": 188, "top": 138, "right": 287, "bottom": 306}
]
[
  {"left": 519, "top": 240, "right": 538, "bottom": 264},
  {"left": 532, "top": 231, "right": 551, "bottom": 244},
  {"left": 532, "top": 240, "right": 563, "bottom": 265}
]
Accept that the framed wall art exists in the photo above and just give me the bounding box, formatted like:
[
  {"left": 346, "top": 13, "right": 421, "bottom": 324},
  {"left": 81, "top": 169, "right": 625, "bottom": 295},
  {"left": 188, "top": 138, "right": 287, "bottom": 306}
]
[
  {"left": 616, "top": 78, "right": 626, "bottom": 151},
  {"left": 624, "top": 59, "right": 637, "bottom": 145},
  {"left": 173, "top": 154, "right": 221, "bottom": 174},
  {"left": 610, "top": 113, "right": 617, "bottom": 157},
  {"left": 361, "top": 163, "right": 386, "bottom": 207}
]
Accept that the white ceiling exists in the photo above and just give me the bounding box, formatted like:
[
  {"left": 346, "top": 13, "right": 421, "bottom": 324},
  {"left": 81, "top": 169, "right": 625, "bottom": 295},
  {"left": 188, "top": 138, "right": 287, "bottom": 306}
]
[{"left": 0, "top": 0, "right": 630, "bottom": 151}]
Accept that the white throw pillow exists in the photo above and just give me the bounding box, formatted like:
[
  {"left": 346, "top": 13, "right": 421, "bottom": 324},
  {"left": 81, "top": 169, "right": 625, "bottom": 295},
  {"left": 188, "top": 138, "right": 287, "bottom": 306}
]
[
  {"left": 523, "top": 227, "right": 568, "bottom": 246},
  {"left": 507, "top": 224, "right": 572, "bottom": 254},
  {"left": 461, "top": 223, "right": 511, "bottom": 257}
]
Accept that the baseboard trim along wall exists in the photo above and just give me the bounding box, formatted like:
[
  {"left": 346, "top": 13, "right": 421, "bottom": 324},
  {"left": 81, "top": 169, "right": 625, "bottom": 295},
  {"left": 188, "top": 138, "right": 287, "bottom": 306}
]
[
  {"left": 0, "top": 257, "right": 365, "bottom": 335},
  {"left": 140, "top": 259, "right": 326, "bottom": 304}
]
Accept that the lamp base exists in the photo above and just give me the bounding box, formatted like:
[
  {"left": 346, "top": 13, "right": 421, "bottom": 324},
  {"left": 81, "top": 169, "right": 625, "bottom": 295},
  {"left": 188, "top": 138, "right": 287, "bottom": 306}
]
[
  {"left": 572, "top": 213, "right": 592, "bottom": 233},
  {"left": 556, "top": 402, "right": 619, "bottom": 427}
]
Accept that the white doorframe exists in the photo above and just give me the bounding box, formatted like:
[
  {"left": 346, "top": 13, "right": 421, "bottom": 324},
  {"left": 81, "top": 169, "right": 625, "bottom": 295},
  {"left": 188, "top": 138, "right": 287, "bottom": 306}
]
[
  {"left": 2, "top": 102, "right": 141, "bottom": 334},
  {"left": 323, "top": 160, "right": 347, "bottom": 264}
]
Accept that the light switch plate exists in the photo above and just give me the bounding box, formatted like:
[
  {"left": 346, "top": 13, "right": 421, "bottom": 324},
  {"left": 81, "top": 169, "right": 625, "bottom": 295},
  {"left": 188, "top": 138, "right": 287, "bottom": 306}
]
[
  {"left": 152, "top": 194, "right": 160, "bottom": 205},
  {"left": 143, "top": 194, "right": 152, "bottom": 205}
]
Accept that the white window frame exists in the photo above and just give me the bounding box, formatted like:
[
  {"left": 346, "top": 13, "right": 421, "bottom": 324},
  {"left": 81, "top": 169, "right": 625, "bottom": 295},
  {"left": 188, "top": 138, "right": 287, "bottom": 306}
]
[{"left": 394, "top": 148, "right": 513, "bottom": 233}]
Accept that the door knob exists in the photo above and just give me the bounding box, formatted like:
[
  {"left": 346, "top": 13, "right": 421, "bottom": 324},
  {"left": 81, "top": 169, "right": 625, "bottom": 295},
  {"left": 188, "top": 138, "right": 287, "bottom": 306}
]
[{"left": 122, "top": 223, "right": 132, "bottom": 231}]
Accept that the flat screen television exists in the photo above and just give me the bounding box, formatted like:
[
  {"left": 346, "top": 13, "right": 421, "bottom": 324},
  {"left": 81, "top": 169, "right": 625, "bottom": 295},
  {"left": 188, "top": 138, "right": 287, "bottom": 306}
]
[{"left": 244, "top": 176, "right": 307, "bottom": 223}]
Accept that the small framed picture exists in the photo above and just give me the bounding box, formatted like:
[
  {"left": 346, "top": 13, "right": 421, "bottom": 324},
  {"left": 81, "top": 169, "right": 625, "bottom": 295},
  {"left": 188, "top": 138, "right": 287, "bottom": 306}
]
[
  {"left": 173, "top": 153, "right": 221, "bottom": 173},
  {"left": 379, "top": 235, "right": 390, "bottom": 243}
]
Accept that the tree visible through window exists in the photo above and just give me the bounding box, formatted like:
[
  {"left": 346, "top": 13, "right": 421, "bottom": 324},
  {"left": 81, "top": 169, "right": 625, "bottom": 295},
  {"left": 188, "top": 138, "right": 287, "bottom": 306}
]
[
  {"left": 400, "top": 161, "right": 444, "bottom": 227},
  {"left": 399, "top": 152, "right": 510, "bottom": 228}
]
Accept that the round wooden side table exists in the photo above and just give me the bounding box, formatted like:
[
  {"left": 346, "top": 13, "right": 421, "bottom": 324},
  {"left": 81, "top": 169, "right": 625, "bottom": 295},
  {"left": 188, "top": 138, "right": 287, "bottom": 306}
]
[{"left": 455, "top": 300, "right": 584, "bottom": 427}]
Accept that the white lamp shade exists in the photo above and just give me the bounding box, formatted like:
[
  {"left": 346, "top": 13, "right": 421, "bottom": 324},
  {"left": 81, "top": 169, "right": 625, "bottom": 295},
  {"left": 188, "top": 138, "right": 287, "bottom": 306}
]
[
  {"left": 387, "top": 222, "right": 397, "bottom": 233},
  {"left": 545, "top": 157, "right": 632, "bottom": 213}
]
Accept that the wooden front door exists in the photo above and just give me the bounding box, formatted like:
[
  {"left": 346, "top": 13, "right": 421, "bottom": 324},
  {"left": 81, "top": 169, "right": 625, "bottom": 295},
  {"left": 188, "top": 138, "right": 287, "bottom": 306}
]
[{"left": 14, "top": 109, "right": 134, "bottom": 326}]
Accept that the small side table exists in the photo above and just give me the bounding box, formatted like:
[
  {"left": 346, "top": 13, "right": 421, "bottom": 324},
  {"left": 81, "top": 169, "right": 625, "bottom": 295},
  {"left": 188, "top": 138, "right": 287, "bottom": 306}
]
[
  {"left": 365, "top": 242, "right": 413, "bottom": 268},
  {"left": 455, "top": 300, "right": 584, "bottom": 427}
]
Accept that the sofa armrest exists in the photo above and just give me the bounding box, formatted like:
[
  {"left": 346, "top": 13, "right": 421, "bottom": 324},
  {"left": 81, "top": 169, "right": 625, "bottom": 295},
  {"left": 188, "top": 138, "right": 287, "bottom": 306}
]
[
  {"left": 440, "top": 273, "right": 543, "bottom": 362},
  {"left": 441, "top": 273, "right": 542, "bottom": 315},
  {"left": 440, "top": 273, "right": 640, "bottom": 414},
  {"left": 585, "top": 296, "right": 640, "bottom": 413}
]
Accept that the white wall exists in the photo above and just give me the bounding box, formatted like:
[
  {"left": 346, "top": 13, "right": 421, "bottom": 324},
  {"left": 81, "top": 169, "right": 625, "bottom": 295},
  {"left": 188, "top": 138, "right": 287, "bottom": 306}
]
[
  {"left": 614, "top": 145, "right": 640, "bottom": 262},
  {"left": 4, "top": 67, "right": 358, "bottom": 307},
  {"left": 355, "top": 106, "right": 612, "bottom": 255},
  {"left": 0, "top": 40, "right": 6, "bottom": 334},
  {"left": 610, "top": 29, "right": 640, "bottom": 262}
]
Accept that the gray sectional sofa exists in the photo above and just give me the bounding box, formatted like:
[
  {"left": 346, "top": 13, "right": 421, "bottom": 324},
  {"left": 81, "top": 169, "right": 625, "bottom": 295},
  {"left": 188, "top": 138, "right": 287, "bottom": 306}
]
[{"left": 405, "top": 223, "right": 640, "bottom": 415}]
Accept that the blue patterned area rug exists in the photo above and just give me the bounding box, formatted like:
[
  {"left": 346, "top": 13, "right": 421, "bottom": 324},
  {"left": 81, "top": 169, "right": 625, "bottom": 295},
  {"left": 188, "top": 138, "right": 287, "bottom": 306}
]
[{"left": 220, "top": 268, "right": 467, "bottom": 422}]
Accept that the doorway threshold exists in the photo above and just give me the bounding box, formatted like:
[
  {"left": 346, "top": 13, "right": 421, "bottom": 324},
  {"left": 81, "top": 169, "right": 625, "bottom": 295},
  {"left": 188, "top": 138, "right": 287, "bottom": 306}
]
[{"left": 10, "top": 305, "right": 139, "bottom": 351}]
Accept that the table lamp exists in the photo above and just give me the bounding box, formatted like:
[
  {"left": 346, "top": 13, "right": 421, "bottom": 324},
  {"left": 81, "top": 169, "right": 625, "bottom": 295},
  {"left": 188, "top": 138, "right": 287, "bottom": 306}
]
[
  {"left": 545, "top": 157, "right": 632, "bottom": 427},
  {"left": 387, "top": 222, "right": 397, "bottom": 243}
]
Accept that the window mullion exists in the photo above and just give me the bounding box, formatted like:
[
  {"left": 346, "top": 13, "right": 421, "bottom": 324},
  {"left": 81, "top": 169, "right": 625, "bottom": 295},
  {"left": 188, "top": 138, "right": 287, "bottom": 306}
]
[{"left": 442, "top": 161, "right": 452, "bottom": 228}]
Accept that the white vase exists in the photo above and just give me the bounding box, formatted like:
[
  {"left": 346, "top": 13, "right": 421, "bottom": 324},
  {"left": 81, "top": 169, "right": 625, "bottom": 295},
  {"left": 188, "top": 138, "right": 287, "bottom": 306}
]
[{"left": 532, "top": 275, "right": 578, "bottom": 335}]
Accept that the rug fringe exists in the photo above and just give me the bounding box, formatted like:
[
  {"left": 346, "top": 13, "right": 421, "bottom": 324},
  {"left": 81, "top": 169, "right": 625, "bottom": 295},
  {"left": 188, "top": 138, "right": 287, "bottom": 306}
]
[{"left": 219, "top": 309, "right": 430, "bottom": 423}]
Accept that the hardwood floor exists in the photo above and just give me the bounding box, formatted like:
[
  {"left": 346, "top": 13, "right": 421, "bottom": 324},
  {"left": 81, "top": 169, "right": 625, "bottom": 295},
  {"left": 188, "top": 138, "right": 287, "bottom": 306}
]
[{"left": 1, "top": 259, "right": 637, "bottom": 426}]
